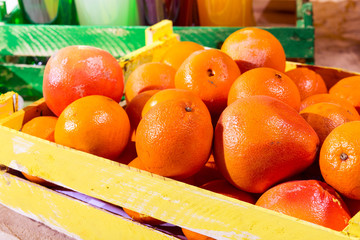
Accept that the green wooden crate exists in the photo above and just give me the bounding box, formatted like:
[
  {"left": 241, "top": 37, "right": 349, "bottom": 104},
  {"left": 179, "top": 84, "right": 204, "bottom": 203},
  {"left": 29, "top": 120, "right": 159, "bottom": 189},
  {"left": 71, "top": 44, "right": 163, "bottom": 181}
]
[{"left": 0, "top": 1, "right": 314, "bottom": 101}]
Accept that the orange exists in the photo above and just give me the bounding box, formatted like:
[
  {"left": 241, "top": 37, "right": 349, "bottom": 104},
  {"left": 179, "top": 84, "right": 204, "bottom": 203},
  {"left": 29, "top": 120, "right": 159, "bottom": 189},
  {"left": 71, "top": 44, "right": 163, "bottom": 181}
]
[
  {"left": 161, "top": 41, "right": 204, "bottom": 70},
  {"left": 43, "top": 45, "right": 124, "bottom": 116},
  {"left": 124, "top": 62, "right": 176, "bottom": 103},
  {"left": 227, "top": 67, "right": 301, "bottom": 111},
  {"left": 300, "top": 93, "right": 359, "bottom": 116},
  {"left": 21, "top": 116, "right": 58, "bottom": 186},
  {"left": 221, "top": 27, "right": 286, "bottom": 73},
  {"left": 286, "top": 68, "right": 327, "bottom": 100},
  {"left": 123, "top": 158, "right": 164, "bottom": 225},
  {"left": 320, "top": 121, "right": 360, "bottom": 200},
  {"left": 141, "top": 88, "right": 202, "bottom": 117},
  {"left": 55, "top": 95, "right": 130, "bottom": 160},
  {"left": 175, "top": 49, "right": 241, "bottom": 118},
  {"left": 182, "top": 179, "right": 255, "bottom": 240},
  {"left": 136, "top": 98, "right": 213, "bottom": 179},
  {"left": 214, "top": 95, "right": 319, "bottom": 193},
  {"left": 329, "top": 76, "right": 360, "bottom": 113},
  {"left": 125, "top": 90, "right": 159, "bottom": 141},
  {"left": 256, "top": 180, "right": 351, "bottom": 231},
  {"left": 21, "top": 116, "right": 58, "bottom": 142},
  {"left": 300, "top": 102, "right": 360, "bottom": 145}
]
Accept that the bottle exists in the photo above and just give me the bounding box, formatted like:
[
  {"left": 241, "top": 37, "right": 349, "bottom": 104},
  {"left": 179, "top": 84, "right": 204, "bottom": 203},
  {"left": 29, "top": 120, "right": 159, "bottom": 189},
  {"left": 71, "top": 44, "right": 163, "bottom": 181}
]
[
  {"left": 138, "top": 0, "right": 197, "bottom": 26},
  {"left": 196, "top": 0, "right": 255, "bottom": 27},
  {"left": 18, "top": 0, "right": 78, "bottom": 25}
]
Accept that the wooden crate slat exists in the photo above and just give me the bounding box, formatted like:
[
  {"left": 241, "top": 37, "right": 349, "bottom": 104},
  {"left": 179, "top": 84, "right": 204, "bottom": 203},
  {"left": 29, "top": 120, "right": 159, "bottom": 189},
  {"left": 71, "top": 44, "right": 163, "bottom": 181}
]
[
  {"left": 0, "top": 171, "right": 178, "bottom": 240},
  {"left": 0, "top": 114, "right": 356, "bottom": 240}
]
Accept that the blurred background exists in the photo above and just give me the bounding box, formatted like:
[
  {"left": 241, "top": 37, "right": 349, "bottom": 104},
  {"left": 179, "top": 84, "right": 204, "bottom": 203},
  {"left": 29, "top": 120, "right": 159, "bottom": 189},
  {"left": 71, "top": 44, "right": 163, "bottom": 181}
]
[{"left": 1, "top": 0, "right": 359, "bottom": 71}]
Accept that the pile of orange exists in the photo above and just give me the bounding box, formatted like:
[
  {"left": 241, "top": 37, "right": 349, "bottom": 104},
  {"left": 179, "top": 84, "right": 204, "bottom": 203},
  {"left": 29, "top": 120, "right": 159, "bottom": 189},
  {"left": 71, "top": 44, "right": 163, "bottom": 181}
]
[{"left": 20, "top": 27, "right": 360, "bottom": 237}]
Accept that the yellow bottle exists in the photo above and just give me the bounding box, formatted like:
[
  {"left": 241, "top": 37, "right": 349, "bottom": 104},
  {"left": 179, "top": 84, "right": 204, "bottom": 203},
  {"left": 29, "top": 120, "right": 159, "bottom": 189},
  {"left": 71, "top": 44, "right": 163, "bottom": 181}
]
[{"left": 196, "top": 0, "right": 255, "bottom": 27}]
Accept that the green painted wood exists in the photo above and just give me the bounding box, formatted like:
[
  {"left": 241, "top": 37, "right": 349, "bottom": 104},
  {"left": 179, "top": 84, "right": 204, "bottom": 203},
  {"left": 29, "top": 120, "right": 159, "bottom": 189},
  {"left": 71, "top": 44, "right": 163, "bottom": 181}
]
[
  {"left": 0, "top": 24, "right": 146, "bottom": 58},
  {"left": 0, "top": 63, "right": 43, "bottom": 100},
  {"left": 0, "top": 0, "right": 313, "bottom": 100}
]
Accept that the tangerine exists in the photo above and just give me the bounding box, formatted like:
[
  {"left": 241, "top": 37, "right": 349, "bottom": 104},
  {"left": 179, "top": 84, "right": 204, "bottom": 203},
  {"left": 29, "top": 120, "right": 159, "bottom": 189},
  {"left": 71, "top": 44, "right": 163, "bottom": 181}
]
[
  {"left": 329, "top": 76, "right": 360, "bottom": 113},
  {"left": 175, "top": 48, "right": 241, "bottom": 118},
  {"left": 320, "top": 121, "right": 360, "bottom": 200},
  {"left": 227, "top": 67, "right": 301, "bottom": 111},
  {"left": 161, "top": 41, "right": 204, "bottom": 70},
  {"left": 221, "top": 27, "right": 286, "bottom": 73},
  {"left": 124, "top": 62, "right": 176, "bottom": 103},
  {"left": 55, "top": 95, "right": 130, "bottom": 160},
  {"left": 285, "top": 67, "right": 327, "bottom": 100},
  {"left": 136, "top": 98, "right": 213, "bottom": 179}
]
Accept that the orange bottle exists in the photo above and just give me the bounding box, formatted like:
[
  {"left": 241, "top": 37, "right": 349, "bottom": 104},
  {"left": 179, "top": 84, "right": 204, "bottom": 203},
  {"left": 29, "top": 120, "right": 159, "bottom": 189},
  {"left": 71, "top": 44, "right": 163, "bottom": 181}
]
[{"left": 196, "top": 0, "right": 255, "bottom": 26}]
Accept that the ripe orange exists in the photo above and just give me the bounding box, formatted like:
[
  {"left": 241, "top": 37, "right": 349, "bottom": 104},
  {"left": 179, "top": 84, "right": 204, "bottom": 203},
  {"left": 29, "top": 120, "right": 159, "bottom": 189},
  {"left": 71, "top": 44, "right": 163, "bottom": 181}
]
[
  {"left": 300, "top": 93, "right": 359, "bottom": 116},
  {"left": 214, "top": 95, "right": 319, "bottom": 193},
  {"left": 256, "top": 180, "right": 351, "bottom": 231},
  {"left": 141, "top": 88, "right": 202, "bottom": 117},
  {"left": 300, "top": 102, "right": 360, "bottom": 145},
  {"left": 285, "top": 67, "right": 328, "bottom": 100},
  {"left": 161, "top": 41, "right": 204, "bottom": 70},
  {"left": 124, "top": 62, "right": 176, "bottom": 103},
  {"left": 136, "top": 98, "right": 213, "bottom": 179},
  {"left": 182, "top": 179, "right": 255, "bottom": 240},
  {"left": 125, "top": 90, "right": 159, "bottom": 141},
  {"left": 21, "top": 116, "right": 58, "bottom": 142},
  {"left": 43, "top": 45, "right": 124, "bottom": 116},
  {"left": 329, "top": 76, "right": 360, "bottom": 113},
  {"left": 320, "top": 121, "right": 360, "bottom": 200},
  {"left": 123, "top": 157, "right": 164, "bottom": 225},
  {"left": 221, "top": 27, "right": 286, "bottom": 73},
  {"left": 21, "top": 116, "right": 58, "bottom": 185},
  {"left": 227, "top": 67, "right": 301, "bottom": 111},
  {"left": 175, "top": 49, "right": 241, "bottom": 118},
  {"left": 54, "top": 95, "right": 130, "bottom": 160}
]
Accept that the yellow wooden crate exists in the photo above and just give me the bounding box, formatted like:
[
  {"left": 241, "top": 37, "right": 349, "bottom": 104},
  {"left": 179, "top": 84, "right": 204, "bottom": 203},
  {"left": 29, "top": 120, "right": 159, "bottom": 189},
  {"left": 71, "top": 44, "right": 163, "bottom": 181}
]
[{"left": 1, "top": 20, "right": 360, "bottom": 240}]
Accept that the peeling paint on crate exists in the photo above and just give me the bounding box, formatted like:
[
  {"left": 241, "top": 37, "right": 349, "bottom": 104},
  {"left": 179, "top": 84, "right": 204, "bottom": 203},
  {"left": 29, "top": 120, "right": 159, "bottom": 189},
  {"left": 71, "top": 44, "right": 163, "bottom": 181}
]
[
  {"left": 12, "top": 135, "right": 33, "bottom": 154},
  {"left": 9, "top": 160, "right": 28, "bottom": 172}
]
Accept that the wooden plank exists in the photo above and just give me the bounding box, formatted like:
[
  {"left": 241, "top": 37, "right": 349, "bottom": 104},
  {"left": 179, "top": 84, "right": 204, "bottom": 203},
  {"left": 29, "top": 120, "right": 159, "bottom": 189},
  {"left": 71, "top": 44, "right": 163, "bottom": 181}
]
[
  {"left": 0, "top": 116, "right": 357, "bottom": 239},
  {"left": 0, "top": 170, "right": 177, "bottom": 240},
  {"left": 0, "top": 63, "right": 44, "bottom": 100},
  {"left": 0, "top": 91, "right": 17, "bottom": 118},
  {"left": 0, "top": 24, "right": 146, "bottom": 58},
  {"left": 0, "top": 24, "right": 314, "bottom": 60}
]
